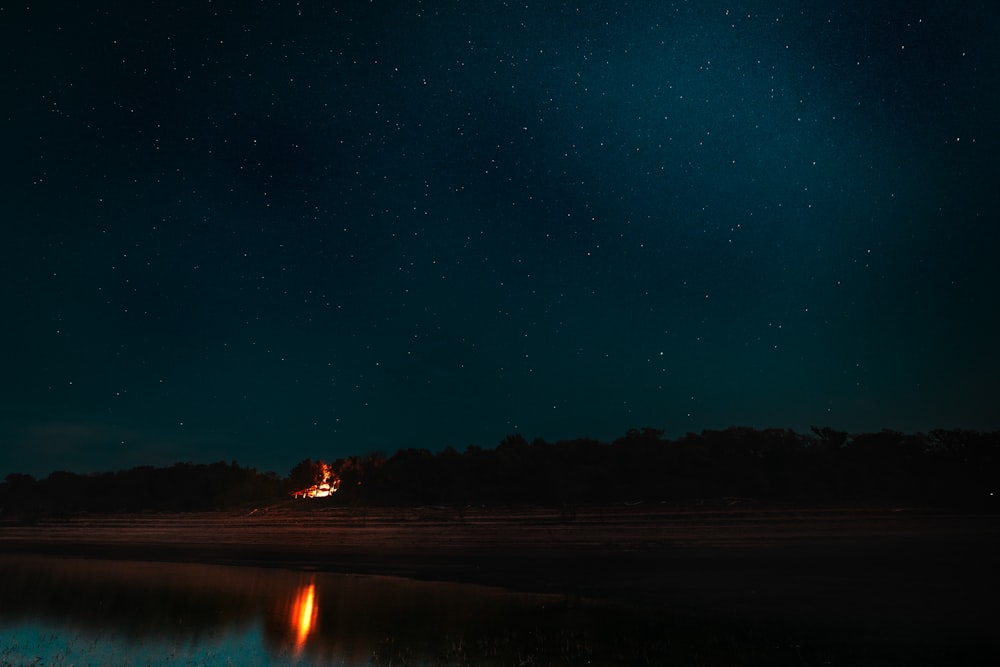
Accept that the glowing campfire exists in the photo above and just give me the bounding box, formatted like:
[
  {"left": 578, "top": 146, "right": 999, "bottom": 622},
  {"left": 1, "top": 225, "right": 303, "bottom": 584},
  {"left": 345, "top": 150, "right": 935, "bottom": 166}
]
[{"left": 291, "top": 462, "right": 340, "bottom": 498}]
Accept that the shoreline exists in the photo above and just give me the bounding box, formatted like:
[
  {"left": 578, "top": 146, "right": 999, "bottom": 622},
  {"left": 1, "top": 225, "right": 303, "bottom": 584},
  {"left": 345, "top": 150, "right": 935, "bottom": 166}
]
[
  {"left": 4, "top": 504, "right": 999, "bottom": 660},
  {"left": 3, "top": 505, "right": 996, "bottom": 598}
]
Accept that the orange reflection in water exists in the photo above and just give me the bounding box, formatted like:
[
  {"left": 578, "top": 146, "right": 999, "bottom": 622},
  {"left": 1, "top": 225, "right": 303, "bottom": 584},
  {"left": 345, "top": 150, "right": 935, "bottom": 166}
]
[{"left": 290, "top": 581, "right": 318, "bottom": 652}]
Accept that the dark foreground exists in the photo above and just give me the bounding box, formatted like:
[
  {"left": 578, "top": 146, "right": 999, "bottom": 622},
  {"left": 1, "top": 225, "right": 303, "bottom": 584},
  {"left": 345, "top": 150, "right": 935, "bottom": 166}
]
[{"left": 3, "top": 503, "right": 998, "bottom": 664}]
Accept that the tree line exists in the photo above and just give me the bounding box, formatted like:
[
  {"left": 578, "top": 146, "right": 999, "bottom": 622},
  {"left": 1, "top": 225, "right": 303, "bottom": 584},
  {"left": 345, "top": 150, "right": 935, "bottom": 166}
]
[
  {"left": 1, "top": 427, "right": 997, "bottom": 519},
  {"left": 0, "top": 461, "right": 285, "bottom": 518}
]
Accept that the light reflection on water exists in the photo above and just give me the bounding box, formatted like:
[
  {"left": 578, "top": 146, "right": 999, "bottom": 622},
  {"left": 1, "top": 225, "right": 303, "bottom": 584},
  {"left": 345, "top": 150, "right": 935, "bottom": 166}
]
[
  {"left": 0, "top": 555, "right": 642, "bottom": 666},
  {"left": 290, "top": 580, "right": 316, "bottom": 653}
]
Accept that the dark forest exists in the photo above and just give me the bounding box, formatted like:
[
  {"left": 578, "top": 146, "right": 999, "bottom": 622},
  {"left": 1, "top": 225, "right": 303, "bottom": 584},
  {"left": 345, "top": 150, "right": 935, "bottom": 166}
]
[{"left": 2, "top": 427, "right": 997, "bottom": 519}]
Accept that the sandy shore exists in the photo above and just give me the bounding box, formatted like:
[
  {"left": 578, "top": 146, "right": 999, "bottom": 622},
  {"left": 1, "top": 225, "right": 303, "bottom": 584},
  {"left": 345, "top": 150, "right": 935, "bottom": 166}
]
[{"left": 3, "top": 503, "right": 998, "bottom": 656}]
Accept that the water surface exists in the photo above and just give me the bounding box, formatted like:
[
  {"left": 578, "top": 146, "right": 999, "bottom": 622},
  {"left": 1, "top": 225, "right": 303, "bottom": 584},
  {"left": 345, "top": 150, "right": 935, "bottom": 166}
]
[
  {"left": 0, "top": 555, "right": 663, "bottom": 665},
  {"left": 2, "top": 551, "right": 985, "bottom": 666}
]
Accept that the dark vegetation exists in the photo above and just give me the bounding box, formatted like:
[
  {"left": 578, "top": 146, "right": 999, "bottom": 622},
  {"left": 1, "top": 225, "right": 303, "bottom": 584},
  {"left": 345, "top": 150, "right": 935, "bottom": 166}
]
[{"left": 2, "top": 427, "right": 997, "bottom": 519}]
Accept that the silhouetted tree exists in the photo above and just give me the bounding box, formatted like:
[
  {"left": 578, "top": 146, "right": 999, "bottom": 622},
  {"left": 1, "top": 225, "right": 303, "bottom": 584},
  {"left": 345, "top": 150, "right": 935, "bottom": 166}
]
[{"left": 288, "top": 458, "right": 325, "bottom": 491}]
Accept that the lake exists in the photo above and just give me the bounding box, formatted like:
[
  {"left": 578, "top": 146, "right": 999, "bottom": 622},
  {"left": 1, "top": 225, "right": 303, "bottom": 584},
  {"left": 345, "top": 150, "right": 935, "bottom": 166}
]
[{"left": 0, "top": 555, "right": 685, "bottom": 666}]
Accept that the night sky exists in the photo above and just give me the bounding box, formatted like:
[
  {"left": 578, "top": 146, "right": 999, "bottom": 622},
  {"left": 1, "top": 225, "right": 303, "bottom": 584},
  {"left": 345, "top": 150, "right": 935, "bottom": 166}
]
[{"left": 3, "top": 1, "right": 998, "bottom": 478}]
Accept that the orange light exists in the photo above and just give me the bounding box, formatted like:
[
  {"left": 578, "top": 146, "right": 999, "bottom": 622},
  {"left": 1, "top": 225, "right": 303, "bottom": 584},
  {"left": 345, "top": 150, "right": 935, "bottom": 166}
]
[{"left": 291, "top": 581, "right": 318, "bottom": 652}]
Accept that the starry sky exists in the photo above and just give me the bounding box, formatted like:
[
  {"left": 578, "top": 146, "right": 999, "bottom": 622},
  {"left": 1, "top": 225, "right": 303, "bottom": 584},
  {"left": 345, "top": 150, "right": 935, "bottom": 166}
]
[{"left": 3, "top": 1, "right": 998, "bottom": 478}]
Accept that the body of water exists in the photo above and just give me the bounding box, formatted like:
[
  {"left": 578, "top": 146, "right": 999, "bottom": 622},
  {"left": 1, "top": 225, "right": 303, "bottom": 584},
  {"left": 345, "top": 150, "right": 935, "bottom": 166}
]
[
  {"left": 1, "top": 551, "right": 992, "bottom": 665},
  {"left": 0, "top": 555, "right": 669, "bottom": 666}
]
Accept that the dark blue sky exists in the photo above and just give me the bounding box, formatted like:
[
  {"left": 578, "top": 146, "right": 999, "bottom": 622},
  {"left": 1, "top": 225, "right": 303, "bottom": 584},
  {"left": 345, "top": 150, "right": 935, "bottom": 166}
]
[{"left": 3, "top": 1, "right": 998, "bottom": 477}]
